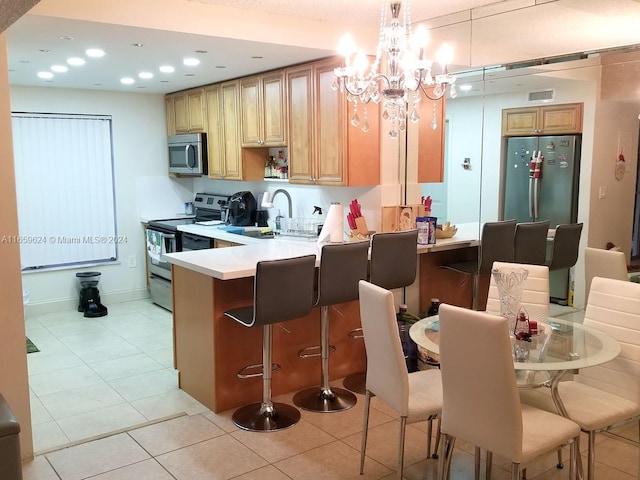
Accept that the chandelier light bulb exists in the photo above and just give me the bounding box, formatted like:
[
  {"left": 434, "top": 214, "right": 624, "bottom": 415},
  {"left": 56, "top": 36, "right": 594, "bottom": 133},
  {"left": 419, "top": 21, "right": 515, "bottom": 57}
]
[{"left": 437, "top": 43, "right": 454, "bottom": 69}]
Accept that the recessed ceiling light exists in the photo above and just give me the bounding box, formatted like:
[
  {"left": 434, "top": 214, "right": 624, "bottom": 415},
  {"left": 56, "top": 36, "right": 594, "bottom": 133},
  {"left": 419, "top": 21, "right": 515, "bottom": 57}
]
[
  {"left": 185, "top": 73, "right": 195, "bottom": 77},
  {"left": 183, "top": 58, "right": 200, "bottom": 66},
  {"left": 85, "top": 48, "right": 105, "bottom": 58},
  {"left": 215, "top": 65, "right": 226, "bottom": 69},
  {"left": 159, "top": 65, "right": 175, "bottom": 73},
  {"left": 195, "top": 50, "right": 208, "bottom": 54},
  {"left": 51, "top": 65, "right": 68, "bottom": 73},
  {"left": 251, "top": 56, "right": 263, "bottom": 59},
  {"left": 138, "top": 72, "right": 154, "bottom": 79},
  {"left": 39, "top": 49, "right": 51, "bottom": 54},
  {"left": 120, "top": 77, "right": 135, "bottom": 85},
  {"left": 131, "top": 43, "right": 144, "bottom": 48},
  {"left": 160, "top": 80, "right": 170, "bottom": 83},
  {"left": 459, "top": 84, "right": 473, "bottom": 91},
  {"left": 59, "top": 35, "right": 74, "bottom": 41},
  {"left": 67, "top": 57, "right": 86, "bottom": 66},
  {"left": 37, "top": 71, "right": 54, "bottom": 79},
  {"left": 19, "top": 60, "right": 30, "bottom": 64}
]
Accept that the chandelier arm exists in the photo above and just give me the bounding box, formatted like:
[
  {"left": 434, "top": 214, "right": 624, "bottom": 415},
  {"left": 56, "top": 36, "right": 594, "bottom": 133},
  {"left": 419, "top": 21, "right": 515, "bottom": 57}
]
[
  {"left": 419, "top": 83, "right": 446, "bottom": 101},
  {"left": 342, "top": 72, "right": 391, "bottom": 99}
]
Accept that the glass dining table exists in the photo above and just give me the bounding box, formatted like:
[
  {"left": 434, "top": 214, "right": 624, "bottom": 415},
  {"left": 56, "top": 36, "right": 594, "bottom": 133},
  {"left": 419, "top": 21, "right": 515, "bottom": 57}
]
[
  {"left": 409, "top": 314, "right": 621, "bottom": 480},
  {"left": 409, "top": 315, "right": 621, "bottom": 415}
]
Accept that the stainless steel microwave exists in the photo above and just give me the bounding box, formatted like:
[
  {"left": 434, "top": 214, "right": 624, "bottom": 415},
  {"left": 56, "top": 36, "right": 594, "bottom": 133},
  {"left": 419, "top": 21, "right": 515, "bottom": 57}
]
[{"left": 168, "top": 133, "right": 207, "bottom": 175}]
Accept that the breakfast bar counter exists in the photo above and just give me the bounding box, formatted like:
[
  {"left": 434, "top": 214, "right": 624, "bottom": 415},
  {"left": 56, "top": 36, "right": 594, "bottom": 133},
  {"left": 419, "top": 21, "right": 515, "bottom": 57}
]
[{"left": 165, "top": 231, "right": 479, "bottom": 413}]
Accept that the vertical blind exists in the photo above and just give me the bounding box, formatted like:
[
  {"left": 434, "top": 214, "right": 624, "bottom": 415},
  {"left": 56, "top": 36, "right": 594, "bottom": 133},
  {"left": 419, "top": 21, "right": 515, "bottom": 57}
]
[{"left": 11, "top": 113, "right": 118, "bottom": 270}]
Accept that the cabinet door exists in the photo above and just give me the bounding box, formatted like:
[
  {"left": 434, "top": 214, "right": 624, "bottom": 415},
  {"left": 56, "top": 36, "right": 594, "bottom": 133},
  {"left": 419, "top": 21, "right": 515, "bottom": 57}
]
[
  {"left": 286, "top": 65, "right": 314, "bottom": 183},
  {"left": 205, "top": 85, "right": 224, "bottom": 179},
  {"left": 165, "top": 96, "right": 176, "bottom": 136},
  {"left": 173, "top": 92, "right": 189, "bottom": 133},
  {"left": 221, "top": 81, "right": 242, "bottom": 180},
  {"left": 417, "top": 92, "right": 446, "bottom": 183},
  {"left": 539, "top": 103, "right": 582, "bottom": 134},
  {"left": 315, "top": 59, "right": 345, "bottom": 185},
  {"left": 262, "top": 72, "right": 286, "bottom": 145},
  {"left": 187, "top": 89, "right": 206, "bottom": 132},
  {"left": 240, "top": 76, "right": 262, "bottom": 146},
  {"left": 502, "top": 107, "right": 538, "bottom": 136}
]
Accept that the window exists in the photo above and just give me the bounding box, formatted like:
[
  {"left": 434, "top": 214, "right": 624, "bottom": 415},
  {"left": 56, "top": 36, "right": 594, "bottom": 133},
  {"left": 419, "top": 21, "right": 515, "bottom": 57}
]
[{"left": 11, "top": 113, "right": 118, "bottom": 270}]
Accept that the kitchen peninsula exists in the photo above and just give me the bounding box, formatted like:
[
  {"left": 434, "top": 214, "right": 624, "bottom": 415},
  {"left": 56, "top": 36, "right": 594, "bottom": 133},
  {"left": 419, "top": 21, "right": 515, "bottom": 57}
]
[{"left": 165, "top": 227, "right": 479, "bottom": 413}]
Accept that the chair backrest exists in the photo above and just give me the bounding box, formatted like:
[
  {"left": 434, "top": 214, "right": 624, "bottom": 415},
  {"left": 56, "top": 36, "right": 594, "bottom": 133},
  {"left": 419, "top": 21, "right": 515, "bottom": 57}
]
[
  {"left": 316, "top": 240, "right": 369, "bottom": 307},
  {"left": 478, "top": 219, "right": 517, "bottom": 274},
  {"left": 547, "top": 223, "right": 583, "bottom": 271},
  {"left": 253, "top": 254, "right": 316, "bottom": 326},
  {"left": 369, "top": 230, "right": 418, "bottom": 290},
  {"left": 439, "top": 304, "right": 523, "bottom": 461},
  {"left": 584, "top": 247, "right": 628, "bottom": 302},
  {"left": 514, "top": 220, "right": 550, "bottom": 265},
  {"left": 358, "top": 280, "right": 409, "bottom": 416},
  {"left": 578, "top": 276, "right": 640, "bottom": 403},
  {"left": 486, "top": 261, "right": 550, "bottom": 323}
]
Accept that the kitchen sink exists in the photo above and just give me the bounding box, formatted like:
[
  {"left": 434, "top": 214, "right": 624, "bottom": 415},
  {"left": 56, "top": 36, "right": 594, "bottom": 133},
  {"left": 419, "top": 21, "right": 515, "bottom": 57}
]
[{"left": 237, "top": 230, "right": 275, "bottom": 239}]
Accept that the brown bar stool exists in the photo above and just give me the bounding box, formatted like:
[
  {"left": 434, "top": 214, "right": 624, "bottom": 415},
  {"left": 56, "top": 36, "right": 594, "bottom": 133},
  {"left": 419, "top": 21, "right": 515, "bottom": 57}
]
[
  {"left": 293, "top": 241, "right": 370, "bottom": 413},
  {"left": 343, "top": 230, "right": 418, "bottom": 394},
  {"left": 441, "top": 219, "right": 517, "bottom": 309},
  {"left": 224, "top": 254, "right": 316, "bottom": 432},
  {"left": 514, "top": 220, "right": 550, "bottom": 265}
]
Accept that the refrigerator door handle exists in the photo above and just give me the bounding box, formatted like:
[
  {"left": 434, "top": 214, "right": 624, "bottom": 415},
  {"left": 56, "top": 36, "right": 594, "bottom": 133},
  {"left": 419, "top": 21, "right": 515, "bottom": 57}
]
[
  {"left": 528, "top": 176, "right": 534, "bottom": 218},
  {"left": 533, "top": 177, "right": 540, "bottom": 219}
]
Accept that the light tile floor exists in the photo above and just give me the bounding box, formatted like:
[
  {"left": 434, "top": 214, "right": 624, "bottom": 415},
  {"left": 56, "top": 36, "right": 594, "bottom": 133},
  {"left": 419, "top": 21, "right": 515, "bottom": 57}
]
[{"left": 22, "top": 299, "right": 639, "bottom": 479}]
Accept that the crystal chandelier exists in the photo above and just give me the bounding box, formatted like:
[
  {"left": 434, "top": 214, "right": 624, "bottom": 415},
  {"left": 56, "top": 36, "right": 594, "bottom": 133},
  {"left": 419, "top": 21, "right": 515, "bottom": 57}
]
[{"left": 332, "top": 0, "right": 457, "bottom": 138}]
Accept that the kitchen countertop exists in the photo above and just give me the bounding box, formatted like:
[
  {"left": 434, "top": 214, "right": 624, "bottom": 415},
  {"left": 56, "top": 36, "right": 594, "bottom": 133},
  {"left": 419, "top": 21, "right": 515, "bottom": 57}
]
[{"left": 165, "top": 222, "right": 479, "bottom": 280}]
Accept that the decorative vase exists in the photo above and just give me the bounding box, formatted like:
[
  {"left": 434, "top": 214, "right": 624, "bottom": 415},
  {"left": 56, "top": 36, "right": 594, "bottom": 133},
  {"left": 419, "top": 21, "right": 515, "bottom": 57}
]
[{"left": 491, "top": 267, "right": 529, "bottom": 334}]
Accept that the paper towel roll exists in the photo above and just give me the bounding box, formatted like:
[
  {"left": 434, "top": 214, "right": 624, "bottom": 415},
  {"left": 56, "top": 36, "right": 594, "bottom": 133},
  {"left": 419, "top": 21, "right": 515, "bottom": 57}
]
[{"left": 317, "top": 202, "right": 344, "bottom": 243}]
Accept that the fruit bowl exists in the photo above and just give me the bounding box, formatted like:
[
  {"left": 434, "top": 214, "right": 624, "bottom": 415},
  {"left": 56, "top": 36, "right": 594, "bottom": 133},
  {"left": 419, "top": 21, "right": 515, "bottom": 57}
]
[{"left": 436, "top": 222, "right": 457, "bottom": 239}]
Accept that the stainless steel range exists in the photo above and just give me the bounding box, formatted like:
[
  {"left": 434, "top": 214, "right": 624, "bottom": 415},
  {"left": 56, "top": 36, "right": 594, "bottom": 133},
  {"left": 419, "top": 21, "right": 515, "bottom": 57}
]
[{"left": 145, "top": 193, "right": 229, "bottom": 311}]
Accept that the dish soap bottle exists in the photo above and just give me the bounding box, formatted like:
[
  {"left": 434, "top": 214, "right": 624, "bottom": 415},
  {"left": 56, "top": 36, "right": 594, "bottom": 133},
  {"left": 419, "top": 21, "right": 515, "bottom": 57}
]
[{"left": 275, "top": 210, "right": 284, "bottom": 232}]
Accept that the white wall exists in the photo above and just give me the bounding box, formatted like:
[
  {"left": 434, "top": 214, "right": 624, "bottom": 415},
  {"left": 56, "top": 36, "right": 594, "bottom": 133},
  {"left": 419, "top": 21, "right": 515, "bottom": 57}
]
[{"left": 10, "top": 86, "right": 168, "bottom": 311}]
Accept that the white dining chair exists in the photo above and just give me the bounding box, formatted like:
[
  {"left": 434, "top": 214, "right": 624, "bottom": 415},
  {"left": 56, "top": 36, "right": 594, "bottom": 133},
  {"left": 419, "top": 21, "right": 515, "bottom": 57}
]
[
  {"left": 437, "top": 303, "right": 581, "bottom": 480},
  {"left": 358, "top": 280, "right": 442, "bottom": 480},
  {"left": 485, "top": 261, "right": 550, "bottom": 323},
  {"left": 584, "top": 247, "right": 628, "bottom": 302},
  {"left": 520, "top": 276, "right": 640, "bottom": 480}
]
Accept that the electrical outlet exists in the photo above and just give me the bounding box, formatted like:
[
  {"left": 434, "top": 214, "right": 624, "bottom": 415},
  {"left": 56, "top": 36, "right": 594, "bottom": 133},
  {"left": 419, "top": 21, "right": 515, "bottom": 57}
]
[{"left": 128, "top": 255, "right": 137, "bottom": 268}]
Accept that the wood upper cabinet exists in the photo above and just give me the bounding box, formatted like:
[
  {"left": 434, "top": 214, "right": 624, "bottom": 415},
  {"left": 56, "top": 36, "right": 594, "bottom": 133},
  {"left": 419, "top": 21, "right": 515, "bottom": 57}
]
[
  {"left": 167, "top": 89, "right": 207, "bottom": 134},
  {"left": 285, "top": 56, "right": 380, "bottom": 186},
  {"left": 502, "top": 103, "right": 583, "bottom": 136},
  {"left": 416, "top": 89, "right": 446, "bottom": 183},
  {"left": 240, "top": 71, "right": 287, "bottom": 147},
  {"left": 204, "top": 84, "right": 224, "bottom": 178}
]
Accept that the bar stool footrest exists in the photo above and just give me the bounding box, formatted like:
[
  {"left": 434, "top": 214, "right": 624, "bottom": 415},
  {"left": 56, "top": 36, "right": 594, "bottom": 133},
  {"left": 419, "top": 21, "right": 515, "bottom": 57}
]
[
  {"left": 348, "top": 328, "right": 364, "bottom": 340},
  {"left": 237, "top": 362, "right": 281, "bottom": 379},
  {"left": 297, "top": 345, "right": 336, "bottom": 359}
]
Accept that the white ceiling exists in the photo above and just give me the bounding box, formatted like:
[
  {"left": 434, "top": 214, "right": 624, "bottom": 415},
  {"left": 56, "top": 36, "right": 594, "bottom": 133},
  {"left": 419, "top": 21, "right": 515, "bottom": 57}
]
[{"left": 5, "top": 0, "right": 640, "bottom": 95}]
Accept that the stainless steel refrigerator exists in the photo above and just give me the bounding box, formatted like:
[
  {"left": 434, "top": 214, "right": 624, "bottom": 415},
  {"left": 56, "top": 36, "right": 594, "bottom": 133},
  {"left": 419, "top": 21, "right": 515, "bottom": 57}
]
[{"left": 502, "top": 135, "right": 581, "bottom": 303}]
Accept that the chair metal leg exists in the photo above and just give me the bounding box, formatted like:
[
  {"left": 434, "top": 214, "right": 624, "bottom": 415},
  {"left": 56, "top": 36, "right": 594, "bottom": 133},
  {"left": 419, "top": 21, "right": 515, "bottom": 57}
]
[
  {"left": 474, "top": 447, "right": 481, "bottom": 480},
  {"left": 294, "top": 306, "right": 357, "bottom": 412},
  {"left": 570, "top": 436, "right": 578, "bottom": 480},
  {"left": 510, "top": 463, "right": 519, "bottom": 480},
  {"left": 557, "top": 448, "right": 564, "bottom": 468},
  {"left": 486, "top": 451, "right": 493, "bottom": 480},
  {"left": 587, "top": 431, "right": 596, "bottom": 480},
  {"left": 232, "top": 324, "right": 301, "bottom": 432},
  {"left": 427, "top": 418, "right": 433, "bottom": 459},
  {"left": 398, "top": 416, "right": 407, "bottom": 480},
  {"left": 360, "top": 390, "right": 372, "bottom": 475},
  {"left": 432, "top": 417, "right": 441, "bottom": 459},
  {"left": 438, "top": 434, "right": 456, "bottom": 480}
]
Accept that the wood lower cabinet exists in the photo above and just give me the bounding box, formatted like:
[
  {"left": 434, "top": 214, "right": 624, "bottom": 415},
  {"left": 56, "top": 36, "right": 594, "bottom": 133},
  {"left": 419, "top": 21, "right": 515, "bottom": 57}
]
[
  {"left": 213, "top": 239, "right": 241, "bottom": 248},
  {"left": 286, "top": 57, "right": 380, "bottom": 186},
  {"left": 502, "top": 103, "right": 583, "bottom": 136},
  {"left": 240, "top": 71, "right": 286, "bottom": 147}
]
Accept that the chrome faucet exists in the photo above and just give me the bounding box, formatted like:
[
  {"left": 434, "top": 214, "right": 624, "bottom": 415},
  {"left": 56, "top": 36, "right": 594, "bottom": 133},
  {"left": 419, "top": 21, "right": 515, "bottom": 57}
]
[{"left": 272, "top": 189, "right": 293, "bottom": 218}]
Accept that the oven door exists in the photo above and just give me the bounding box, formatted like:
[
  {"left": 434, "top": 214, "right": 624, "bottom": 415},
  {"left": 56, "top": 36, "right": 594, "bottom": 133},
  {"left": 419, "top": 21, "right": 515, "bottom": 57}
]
[
  {"left": 181, "top": 232, "right": 214, "bottom": 251},
  {"left": 146, "top": 227, "right": 177, "bottom": 280}
]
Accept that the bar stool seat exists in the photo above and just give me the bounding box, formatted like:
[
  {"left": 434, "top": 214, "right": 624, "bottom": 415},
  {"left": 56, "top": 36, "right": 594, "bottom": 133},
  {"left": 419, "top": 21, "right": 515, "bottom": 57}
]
[
  {"left": 224, "top": 254, "right": 316, "bottom": 432},
  {"left": 343, "top": 230, "right": 418, "bottom": 395},
  {"left": 293, "top": 241, "right": 370, "bottom": 413}
]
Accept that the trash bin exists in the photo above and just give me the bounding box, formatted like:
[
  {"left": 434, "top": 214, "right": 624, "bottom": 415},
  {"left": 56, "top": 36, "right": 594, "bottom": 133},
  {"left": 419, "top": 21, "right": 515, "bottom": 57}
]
[{"left": 0, "top": 394, "right": 22, "bottom": 480}]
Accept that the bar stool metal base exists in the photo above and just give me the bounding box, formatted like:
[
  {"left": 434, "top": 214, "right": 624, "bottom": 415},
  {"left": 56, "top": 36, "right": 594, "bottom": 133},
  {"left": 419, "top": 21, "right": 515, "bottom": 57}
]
[
  {"left": 293, "top": 386, "right": 357, "bottom": 413},
  {"left": 342, "top": 372, "right": 367, "bottom": 395},
  {"left": 232, "top": 402, "right": 301, "bottom": 432}
]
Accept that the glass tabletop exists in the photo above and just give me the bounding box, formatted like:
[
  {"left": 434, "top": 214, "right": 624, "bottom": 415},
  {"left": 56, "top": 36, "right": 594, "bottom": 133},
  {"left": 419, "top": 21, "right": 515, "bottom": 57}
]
[{"left": 409, "top": 315, "right": 621, "bottom": 372}]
